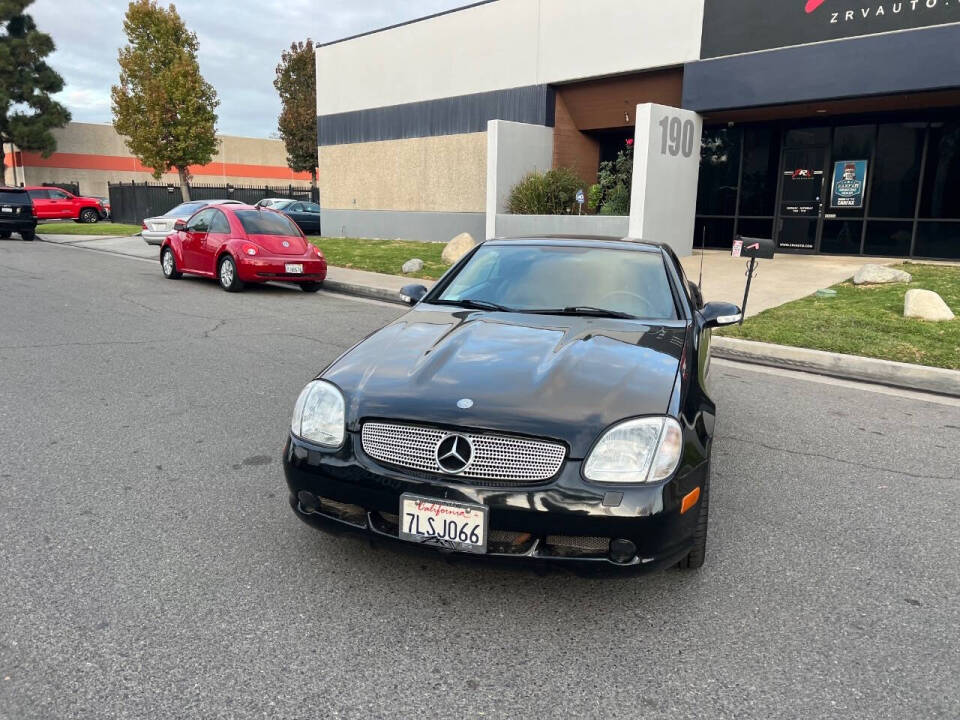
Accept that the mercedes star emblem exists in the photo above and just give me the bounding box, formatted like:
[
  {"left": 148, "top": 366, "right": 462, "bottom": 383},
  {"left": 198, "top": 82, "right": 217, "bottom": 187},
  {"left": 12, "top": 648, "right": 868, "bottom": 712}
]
[{"left": 435, "top": 434, "right": 473, "bottom": 474}]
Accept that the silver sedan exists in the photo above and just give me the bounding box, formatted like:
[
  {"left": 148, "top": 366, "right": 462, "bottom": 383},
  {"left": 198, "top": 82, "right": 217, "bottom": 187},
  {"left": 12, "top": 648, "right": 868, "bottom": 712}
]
[{"left": 141, "top": 199, "right": 243, "bottom": 245}]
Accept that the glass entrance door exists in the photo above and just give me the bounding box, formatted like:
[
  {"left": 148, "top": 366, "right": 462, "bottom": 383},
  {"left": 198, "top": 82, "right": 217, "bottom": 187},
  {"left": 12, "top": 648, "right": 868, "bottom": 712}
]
[{"left": 776, "top": 146, "right": 828, "bottom": 252}]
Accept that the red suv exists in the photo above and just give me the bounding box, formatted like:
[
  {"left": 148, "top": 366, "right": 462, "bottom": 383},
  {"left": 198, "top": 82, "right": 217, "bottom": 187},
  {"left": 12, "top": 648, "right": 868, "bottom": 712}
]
[{"left": 25, "top": 186, "right": 106, "bottom": 223}]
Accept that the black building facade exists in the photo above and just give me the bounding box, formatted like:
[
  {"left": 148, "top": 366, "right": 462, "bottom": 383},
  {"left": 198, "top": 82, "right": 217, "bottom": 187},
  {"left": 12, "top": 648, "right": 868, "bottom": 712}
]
[{"left": 684, "top": 1, "right": 960, "bottom": 259}]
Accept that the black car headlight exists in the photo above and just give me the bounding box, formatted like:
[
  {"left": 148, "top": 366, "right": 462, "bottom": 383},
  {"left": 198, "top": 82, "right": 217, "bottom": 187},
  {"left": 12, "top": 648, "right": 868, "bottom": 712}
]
[
  {"left": 290, "top": 380, "right": 345, "bottom": 447},
  {"left": 583, "top": 417, "right": 683, "bottom": 484}
]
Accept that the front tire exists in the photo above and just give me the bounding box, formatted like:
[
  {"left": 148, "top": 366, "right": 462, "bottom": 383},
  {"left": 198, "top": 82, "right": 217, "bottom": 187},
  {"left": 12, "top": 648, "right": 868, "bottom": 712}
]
[
  {"left": 678, "top": 467, "right": 710, "bottom": 570},
  {"left": 161, "top": 247, "right": 182, "bottom": 279},
  {"left": 218, "top": 255, "right": 244, "bottom": 292},
  {"left": 300, "top": 281, "right": 322, "bottom": 293},
  {"left": 20, "top": 230, "right": 35, "bottom": 242},
  {"left": 79, "top": 208, "right": 99, "bottom": 224}
]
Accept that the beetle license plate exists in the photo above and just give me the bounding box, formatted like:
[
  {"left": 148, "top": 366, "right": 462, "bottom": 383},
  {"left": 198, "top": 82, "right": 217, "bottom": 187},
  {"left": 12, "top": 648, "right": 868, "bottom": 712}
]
[
  {"left": 399, "top": 494, "right": 487, "bottom": 553},
  {"left": 285, "top": 263, "right": 303, "bottom": 274}
]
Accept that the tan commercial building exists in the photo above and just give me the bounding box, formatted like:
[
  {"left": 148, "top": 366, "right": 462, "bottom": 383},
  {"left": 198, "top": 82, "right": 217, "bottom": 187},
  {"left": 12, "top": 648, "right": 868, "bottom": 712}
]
[{"left": 3, "top": 122, "right": 313, "bottom": 197}]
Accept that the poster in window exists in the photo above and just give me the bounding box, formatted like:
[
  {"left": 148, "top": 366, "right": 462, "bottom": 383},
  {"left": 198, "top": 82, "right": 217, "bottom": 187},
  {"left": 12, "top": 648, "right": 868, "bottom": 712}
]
[{"left": 831, "top": 160, "right": 868, "bottom": 209}]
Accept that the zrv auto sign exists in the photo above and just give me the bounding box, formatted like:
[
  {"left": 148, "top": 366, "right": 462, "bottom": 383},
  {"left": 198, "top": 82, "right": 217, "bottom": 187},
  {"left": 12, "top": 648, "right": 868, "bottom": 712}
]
[{"left": 701, "top": 0, "right": 959, "bottom": 58}]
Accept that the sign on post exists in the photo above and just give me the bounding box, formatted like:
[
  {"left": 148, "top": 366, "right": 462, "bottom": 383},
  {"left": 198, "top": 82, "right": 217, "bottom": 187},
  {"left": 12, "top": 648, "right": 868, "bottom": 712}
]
[{"left": 575, "top": 188, "right": 585, "bottom": 215}]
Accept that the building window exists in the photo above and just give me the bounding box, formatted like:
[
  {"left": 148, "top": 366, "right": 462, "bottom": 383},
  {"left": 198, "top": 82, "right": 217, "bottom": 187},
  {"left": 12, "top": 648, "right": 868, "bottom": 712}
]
[
  {"left": 694, "top": 217, "right": 735, "bottom": 249},
  {"left": 869, "top": 123, "right": 924, "bottom": 219},
  {"left": 919, "top": 122, "right": 960, "bottom": 220},
  {"left": 696, "top": 127, "right": 741, "bottom": 216},
  {"left": 864, "top": 220, "right": 913, "bottom": 256},
  {"left": 738, "top": 127, "right": 779, "bottom": 217},
  {"left": 735, "top": 218, "right": 774, "bottom": 240},
  {"left": 914, "top": 222, "right": 960, "bottom": 260},
  {"left": 820, "top": 220, "right": 863, "bottom": 255}
]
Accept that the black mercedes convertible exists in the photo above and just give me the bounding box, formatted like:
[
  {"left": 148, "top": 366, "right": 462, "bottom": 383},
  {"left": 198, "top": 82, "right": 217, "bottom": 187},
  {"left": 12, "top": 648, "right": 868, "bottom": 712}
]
[{"left": 282, "top": 236, "right": 742, "bottom": 571}]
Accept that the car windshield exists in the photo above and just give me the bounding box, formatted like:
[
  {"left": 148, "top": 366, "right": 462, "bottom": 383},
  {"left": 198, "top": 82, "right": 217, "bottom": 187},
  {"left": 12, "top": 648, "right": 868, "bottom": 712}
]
[
  {"left": 164, "top": 202, "right": 206, "bottom": 218},
  {"left": 433, "top": 243, "right": 678, "bottom": 320},
  {"left": 235, "top": 210, "right": 300, "bottom": 236},
  {"left": 264, "top": 199, "right": 294, "bottom": 209}
]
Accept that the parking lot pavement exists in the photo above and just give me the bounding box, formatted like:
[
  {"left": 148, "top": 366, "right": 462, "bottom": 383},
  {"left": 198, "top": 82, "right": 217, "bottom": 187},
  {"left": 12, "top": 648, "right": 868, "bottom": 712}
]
[{"left": 1, "top": 240, "right": 958, "bottom": 720}]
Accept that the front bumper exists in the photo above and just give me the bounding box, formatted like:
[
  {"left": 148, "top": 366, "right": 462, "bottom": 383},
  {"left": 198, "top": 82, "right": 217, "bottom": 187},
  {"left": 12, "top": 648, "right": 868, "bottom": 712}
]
[
  {"left": 237, "top": 256, "right": 327, "bottom": 283},
  {"left": 282, "top": 432, "right": 707, "bottom": 571}
]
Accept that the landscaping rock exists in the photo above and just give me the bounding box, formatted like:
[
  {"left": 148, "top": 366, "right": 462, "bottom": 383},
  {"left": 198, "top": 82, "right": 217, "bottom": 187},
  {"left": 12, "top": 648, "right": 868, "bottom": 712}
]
[
  {"left": 442, "top": 232, "right": 478, "bottom": 265},
  {"left": 903, "top": 289, "right": 955, "bottom": 322},
  {"left": 402, "top": 258, "right": 424, "bottom": 274},
  {"left": 853, "top": 263, "right": 912, "bottom": 285}
]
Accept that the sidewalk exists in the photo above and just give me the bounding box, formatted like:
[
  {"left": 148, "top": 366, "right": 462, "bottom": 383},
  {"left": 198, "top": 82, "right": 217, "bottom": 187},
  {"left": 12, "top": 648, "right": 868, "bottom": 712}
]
[
  {"left": 38, "top": 234, "right": 878, "bottom": 314},
  {"left": 37, "top": 233, "right": 429, "bottom": 302},
  {"left": 678, "top": 250, "right": 883, "bottom": 316}
]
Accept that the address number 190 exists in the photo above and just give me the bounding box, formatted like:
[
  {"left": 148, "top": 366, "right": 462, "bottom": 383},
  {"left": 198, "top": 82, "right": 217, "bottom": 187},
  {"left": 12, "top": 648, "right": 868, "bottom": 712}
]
[{"left": 658, "top": 115, "right": 697, "bottom": 159}]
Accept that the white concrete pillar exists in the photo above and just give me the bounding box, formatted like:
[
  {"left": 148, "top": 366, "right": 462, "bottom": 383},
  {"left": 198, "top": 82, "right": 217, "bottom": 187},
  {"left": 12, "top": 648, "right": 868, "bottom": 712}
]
[
  {"left": 485, "top": 120, "right": 554, "bottom": 239},
  {"left": 628, "top": 103, "right": 702, "bottom": 256}
]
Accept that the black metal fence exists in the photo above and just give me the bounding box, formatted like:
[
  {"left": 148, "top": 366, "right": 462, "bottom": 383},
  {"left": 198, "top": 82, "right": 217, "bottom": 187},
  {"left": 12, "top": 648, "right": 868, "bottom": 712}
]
[
  {"left": 107, "top": 182, "right": 318, "bottom": 224},
  {"left": 42, "top": 181, "right": 80, "bottom": 196}
]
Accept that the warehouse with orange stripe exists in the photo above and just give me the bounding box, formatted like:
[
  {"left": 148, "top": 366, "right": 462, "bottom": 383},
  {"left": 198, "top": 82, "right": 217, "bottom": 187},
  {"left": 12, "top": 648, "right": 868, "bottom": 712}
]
[{"left": 2, "top": 122, "right": 313, "bottom": 196}]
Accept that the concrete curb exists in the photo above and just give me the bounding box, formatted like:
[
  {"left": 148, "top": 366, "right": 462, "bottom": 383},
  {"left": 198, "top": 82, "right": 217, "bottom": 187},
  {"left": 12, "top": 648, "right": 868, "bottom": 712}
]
[
  {"left": 323, "top": 278, "right": 405, "bottom": 304},
  {"left": 713, "top": 336, "right": 960, "bottom": 397}
]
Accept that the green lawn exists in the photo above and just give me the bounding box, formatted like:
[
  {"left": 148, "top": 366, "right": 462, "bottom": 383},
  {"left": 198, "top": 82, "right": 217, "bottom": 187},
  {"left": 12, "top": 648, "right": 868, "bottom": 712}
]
[
  {"left": 719, "top": 263, "right": 960, "bottom": 370},
  {"left": 310, "top": 236, "right": 447, "bottom": 280},
  {"left": 38, "top": 222, "right": 142, "bottom": 236}
]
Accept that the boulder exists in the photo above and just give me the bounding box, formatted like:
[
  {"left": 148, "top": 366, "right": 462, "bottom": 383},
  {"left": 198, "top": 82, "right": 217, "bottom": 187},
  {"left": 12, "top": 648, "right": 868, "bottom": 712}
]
[
  {"left": 852, "top": 264, "right": 912, "bottom": 285},
  {"left": 442, "top": 232, "right": 478, "bottom": 265},
  {"left": 903, "top": 289, "right": 955, "bottom": 322},
  {"left": 402, "top": 258, "right": 424, "bottom": 274}
]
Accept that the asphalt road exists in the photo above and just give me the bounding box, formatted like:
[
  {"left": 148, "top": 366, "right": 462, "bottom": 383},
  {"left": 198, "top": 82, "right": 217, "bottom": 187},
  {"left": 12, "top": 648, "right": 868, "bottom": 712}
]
[{"left": 1, "top": 240, "right": 958, "bottom": 719}]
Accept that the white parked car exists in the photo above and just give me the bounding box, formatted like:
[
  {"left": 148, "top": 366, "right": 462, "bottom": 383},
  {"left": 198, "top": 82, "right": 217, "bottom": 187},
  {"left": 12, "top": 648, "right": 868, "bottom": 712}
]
[
  {"left": 254, "top": 198, "right": 296, "bottom": 209},
  {"left": 141, "top": 199, "right": 243, "bottom": 246}
]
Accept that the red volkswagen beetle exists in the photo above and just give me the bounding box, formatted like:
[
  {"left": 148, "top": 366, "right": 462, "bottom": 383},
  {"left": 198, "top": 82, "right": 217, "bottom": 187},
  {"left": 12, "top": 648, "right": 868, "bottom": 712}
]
[{"left": 159, "top": 204, "right": 327, "bottom": 292}]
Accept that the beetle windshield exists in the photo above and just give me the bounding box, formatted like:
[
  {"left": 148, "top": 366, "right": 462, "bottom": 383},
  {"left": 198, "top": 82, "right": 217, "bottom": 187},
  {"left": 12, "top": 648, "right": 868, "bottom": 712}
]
[
  {"left": 164, "top": 202, "right": 207, "bottom": 218},
  {"left": 235, "top": 210, "right": 301, "bottom": 236},
  {"left": 434, "top": 243, "right": 678, "bottom": 320}
]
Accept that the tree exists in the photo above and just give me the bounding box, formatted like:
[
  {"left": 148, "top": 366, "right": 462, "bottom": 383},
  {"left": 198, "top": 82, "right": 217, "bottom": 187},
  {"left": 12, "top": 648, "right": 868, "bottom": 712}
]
[
  {"left": 0, "top": 0, "right": 71, "bottom": 182},
  {"left": 111, "top": 0, "right": 219, "bottom": 202},
  {"left": 274, "top": 39, "right": 318, "bottom": 189}
]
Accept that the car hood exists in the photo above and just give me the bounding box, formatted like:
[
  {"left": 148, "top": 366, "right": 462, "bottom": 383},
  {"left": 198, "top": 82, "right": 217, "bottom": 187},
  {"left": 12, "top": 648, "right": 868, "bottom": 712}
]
[{"left": 322, "top": 305, "right": 686, "bottom": 458}]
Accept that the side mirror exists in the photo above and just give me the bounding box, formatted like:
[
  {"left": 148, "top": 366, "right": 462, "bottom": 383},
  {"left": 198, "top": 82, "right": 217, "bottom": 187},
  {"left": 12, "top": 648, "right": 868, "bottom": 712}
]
[
  {"left": 400, "top": 284, "right": 428, "bottom": 305},
  {"left": 173, "top": 219, "right": 187, "bottom": 232},
  {"left": 701, "top": 301, "right": 742, "bottom": 328}
]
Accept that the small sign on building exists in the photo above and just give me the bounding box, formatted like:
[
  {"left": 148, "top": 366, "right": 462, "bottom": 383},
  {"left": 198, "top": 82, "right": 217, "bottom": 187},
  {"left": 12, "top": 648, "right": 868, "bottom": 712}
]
[{"left": 831, "top": 160, "right": 868, "bottom": 209}]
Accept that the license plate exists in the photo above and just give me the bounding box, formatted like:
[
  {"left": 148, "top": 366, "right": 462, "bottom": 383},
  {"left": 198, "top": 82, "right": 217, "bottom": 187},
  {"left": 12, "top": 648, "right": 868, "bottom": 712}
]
[
  {"left": 399, "top": 494, "right": 487, "bottom": 553},
  {"left": 285, "top": 263, "right": 303, "bottom": 274},
  {"left": 1, "top": 207, "right": 11, "bottom": 213}
]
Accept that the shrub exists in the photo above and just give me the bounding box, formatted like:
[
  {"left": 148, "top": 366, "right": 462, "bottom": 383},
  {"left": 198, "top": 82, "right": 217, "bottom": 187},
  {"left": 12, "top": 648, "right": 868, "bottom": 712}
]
[
  {"left": 507, "top": 167, "right": 583, "bottom": 215},
  {"left": 596, "top": 139, "right": 634, "bottom": 215},
  {"left": 600, "top": 184, "right": 631, "bottom": 215},
  {"left": 587, "top": 184, "right": 603, "bottom": 213}
]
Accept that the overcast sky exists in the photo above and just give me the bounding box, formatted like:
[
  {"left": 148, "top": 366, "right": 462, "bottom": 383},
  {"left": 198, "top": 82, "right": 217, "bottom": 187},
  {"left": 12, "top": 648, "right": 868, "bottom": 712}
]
[{"left": 29, "top": 0, "right": 466, "bottom": 138}]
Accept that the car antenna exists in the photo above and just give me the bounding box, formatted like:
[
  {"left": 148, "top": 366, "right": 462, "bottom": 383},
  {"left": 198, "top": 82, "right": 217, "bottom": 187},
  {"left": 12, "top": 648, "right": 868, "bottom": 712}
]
[{"left": 698, "top": 226, "right": 706, "bottom": 292}]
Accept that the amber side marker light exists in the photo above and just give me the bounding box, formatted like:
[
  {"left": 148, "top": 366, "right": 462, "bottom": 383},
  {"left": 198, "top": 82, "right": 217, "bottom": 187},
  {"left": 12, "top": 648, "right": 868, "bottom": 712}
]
[{"left": 680, "top": 487, "right": 701, "bottom": 515}]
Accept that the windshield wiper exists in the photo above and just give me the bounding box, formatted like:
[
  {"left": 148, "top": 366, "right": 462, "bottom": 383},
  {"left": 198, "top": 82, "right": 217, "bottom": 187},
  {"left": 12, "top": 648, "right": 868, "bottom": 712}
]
[
  {"left": 525, "top": 306, "right": 637, "bottom": 319},
  {"left": 434, "top": 298, "right": 514, "bottom": 312}
]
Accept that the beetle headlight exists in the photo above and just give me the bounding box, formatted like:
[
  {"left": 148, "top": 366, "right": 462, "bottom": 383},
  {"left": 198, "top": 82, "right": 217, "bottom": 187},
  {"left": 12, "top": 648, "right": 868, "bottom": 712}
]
[
  {"left": 583, "top": 417, "right": 683, "bottom": 484},
  {"left": 290, "top": 380, "right": 345, "bottom": 447}
]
